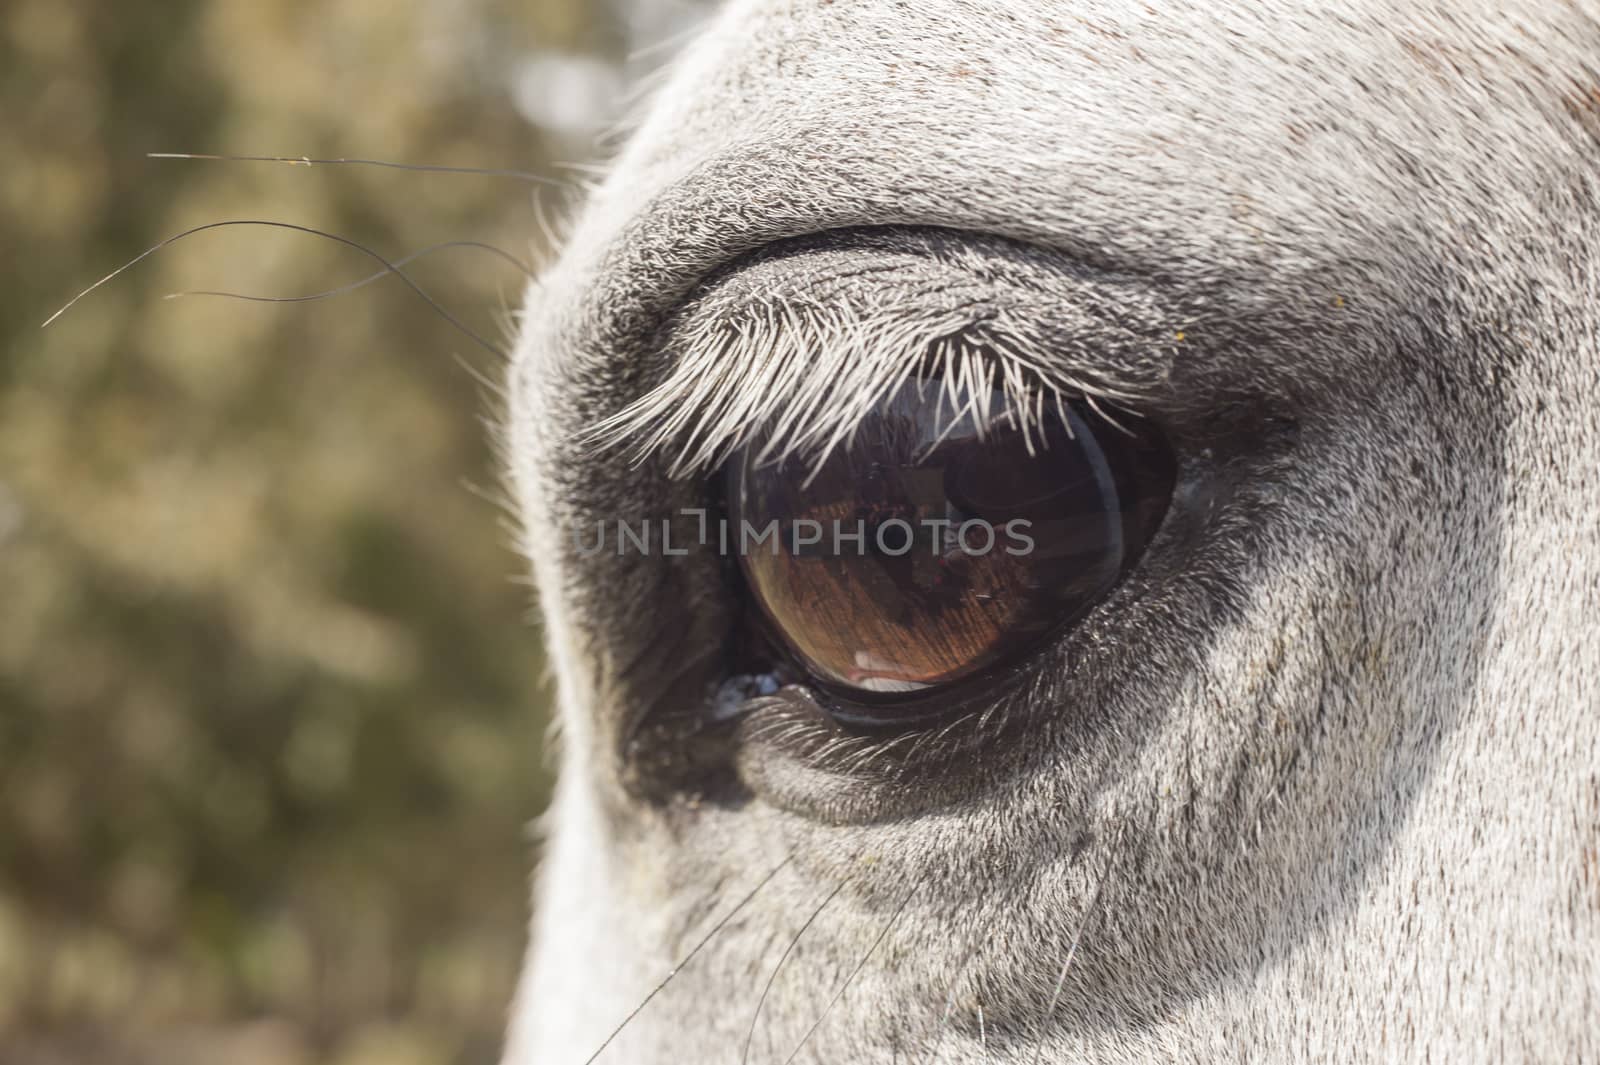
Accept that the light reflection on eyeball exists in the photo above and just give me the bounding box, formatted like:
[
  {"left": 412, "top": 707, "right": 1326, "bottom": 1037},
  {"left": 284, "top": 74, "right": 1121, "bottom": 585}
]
[{"left": 726, "top": 379, "right": 1174, "bottom": 712}]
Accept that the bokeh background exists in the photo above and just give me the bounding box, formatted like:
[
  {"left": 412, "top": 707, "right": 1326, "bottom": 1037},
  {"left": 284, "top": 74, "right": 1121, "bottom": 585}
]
[{"left": 0, "top": 2, "right": 707, "bottom": 1062}]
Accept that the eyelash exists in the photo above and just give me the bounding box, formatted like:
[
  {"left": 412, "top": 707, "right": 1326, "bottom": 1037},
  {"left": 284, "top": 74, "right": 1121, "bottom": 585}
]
[
  {"left": 582, "top": 227, "right": 1167, "bottom": 487},
  {"left": 594, "top": 329, "right": 1117, "bottom": 480}
]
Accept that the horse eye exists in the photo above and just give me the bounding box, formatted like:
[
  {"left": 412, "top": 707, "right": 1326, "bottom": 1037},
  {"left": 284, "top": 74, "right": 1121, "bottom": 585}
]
[{"left": 726, "top": 380, "right": 1174, "bottom": 723}]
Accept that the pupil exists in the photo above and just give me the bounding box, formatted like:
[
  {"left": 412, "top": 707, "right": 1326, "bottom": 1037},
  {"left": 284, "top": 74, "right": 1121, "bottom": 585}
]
[{"left": 728, "top": 381, "right": 1172, "bottom": 708}]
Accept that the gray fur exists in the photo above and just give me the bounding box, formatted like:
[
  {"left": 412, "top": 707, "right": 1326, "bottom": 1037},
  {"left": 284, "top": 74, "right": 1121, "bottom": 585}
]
[{"left": 501, "top": 1, "right": 1600, "bottom": 1062}]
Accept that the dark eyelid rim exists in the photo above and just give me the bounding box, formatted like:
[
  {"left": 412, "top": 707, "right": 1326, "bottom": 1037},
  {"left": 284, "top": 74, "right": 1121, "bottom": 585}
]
[
  {"left": 722, "top": 445, "right": 1238, "bottom": 823},
  {"left": 592, "top": 226, "right": 1315, "bottom": 809}
]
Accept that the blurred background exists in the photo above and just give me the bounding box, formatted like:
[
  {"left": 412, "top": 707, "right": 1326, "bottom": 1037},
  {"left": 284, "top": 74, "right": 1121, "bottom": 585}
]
[{"left": 0, "top": 1, "right": 707, "bottom": 1062}]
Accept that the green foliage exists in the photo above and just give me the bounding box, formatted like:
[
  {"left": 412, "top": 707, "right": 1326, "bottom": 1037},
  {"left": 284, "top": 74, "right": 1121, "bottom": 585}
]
[{"left": 0, "top": 1, "right": 604, "bottom": 1060}]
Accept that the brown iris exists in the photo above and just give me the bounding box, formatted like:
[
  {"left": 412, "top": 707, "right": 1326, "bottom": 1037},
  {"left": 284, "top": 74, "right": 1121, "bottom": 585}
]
[{"left": 728, "top": 381, "right": 1173, "bottom": 709}]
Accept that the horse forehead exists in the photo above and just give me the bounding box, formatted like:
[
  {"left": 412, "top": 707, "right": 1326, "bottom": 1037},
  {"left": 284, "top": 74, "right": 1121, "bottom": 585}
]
[
  {"left": 655, "top": 0, "right": 1592, "bottom": 134},
  {"left": 578, "top": 0, "right": 1597, "bottom": 271}
]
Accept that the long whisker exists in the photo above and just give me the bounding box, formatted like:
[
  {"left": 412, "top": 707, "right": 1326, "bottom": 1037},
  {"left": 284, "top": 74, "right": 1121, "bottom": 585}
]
[
  {"left": 1027, "top": 822, "right": 1123, "bottom": 1065},
  {"left": 626, "top": 21, "right": 705, "bottom": 65},
  {"left": 146, "top": 151, "right": 563, "bottom": 186},
  {"left": 780, "top": 882, "right": 919, "bottom": 1065},
  {"left": 580, "top": 856, "right": 794, "bottom": 1065},
  {"left": 42, "top": 220, "right": 507, "bottom": 359},
  {"left": 742, "top": 879, "right": 850, "bottom": 1065},
  {"left": 162, "top": 240, "right": 535, "bottom": 306}
]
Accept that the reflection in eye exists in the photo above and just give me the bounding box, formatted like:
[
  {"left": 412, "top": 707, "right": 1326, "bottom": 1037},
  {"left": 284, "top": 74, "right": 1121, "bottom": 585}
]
[{"left": 727, "top": 379, "right": 1174, "bottom": 712}]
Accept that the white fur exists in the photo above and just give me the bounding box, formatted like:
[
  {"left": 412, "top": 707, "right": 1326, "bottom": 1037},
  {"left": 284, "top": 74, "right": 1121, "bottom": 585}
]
[{"left": 502, "top": 2, "right": 1600, "bottom": 1062}]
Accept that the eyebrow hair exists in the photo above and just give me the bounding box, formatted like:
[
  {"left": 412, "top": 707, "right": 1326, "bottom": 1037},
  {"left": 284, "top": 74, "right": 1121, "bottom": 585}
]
[{"left": 584, "top": 229, "right": 1174, "bottom": 478}]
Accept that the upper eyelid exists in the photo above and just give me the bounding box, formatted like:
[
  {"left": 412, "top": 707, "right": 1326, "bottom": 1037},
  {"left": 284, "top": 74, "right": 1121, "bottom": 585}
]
[{"left": 584, "top": 227, "right": 1183, "bottom": 479}]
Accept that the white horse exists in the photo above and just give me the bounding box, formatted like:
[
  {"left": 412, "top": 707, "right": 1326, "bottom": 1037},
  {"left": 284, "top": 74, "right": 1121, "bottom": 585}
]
[{"left": 502, "top": 1, "right": 1600, "bottom": 1061}]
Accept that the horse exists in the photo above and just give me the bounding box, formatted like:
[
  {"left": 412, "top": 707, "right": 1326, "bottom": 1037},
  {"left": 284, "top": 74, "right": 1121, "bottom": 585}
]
[{"left": 500, "top": 1, "right": 1600, "bottom": 1061}]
